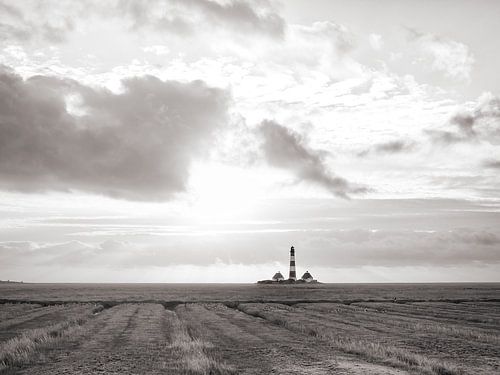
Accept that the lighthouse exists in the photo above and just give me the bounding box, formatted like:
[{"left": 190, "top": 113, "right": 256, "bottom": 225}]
[
  {"left": 289, "top": 246, "right": 296, "bottom": 281},
  {"left": 257, "top": 245, "right": 319, "bottom": 284}
]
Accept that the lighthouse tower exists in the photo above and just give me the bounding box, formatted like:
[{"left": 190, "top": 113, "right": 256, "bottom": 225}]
[{"left": 289, "top": 246, "right": 296, "bottom": 281}]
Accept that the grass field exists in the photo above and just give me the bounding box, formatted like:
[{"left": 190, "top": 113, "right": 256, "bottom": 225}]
[{"left": 0, "top": 283, "right": 498, "bottom": 374}]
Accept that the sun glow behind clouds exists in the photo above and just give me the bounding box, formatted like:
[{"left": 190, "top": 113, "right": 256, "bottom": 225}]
[{"left": 186, "top": 162, "right": 271, "bottom": 221}]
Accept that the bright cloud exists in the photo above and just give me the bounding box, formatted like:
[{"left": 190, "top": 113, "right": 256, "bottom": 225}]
[{"left": 407, "top": 28, "right": 475, "bottom": 81}]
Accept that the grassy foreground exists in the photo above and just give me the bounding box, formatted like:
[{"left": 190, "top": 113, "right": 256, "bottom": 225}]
[
  {"left": 0, "top": 304, "right": 103, "bottom": 371},
  {"left": 237, "top": 303, "right": 463, "bottom": 375},
  {"left": 0, "top": 283, "right": 498, "bottom": 374},
  {"left": 166, "top": 309, "right": 234, "bottom": 374}
]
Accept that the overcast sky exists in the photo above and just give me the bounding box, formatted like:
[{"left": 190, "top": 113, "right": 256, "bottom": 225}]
[{"left": 1, "top": 0, "right": 499, "bottom": 282}]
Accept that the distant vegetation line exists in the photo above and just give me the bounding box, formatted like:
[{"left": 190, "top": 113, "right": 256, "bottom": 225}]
[{"left": 1, "top": 297, "right": 500, "bottom": 309}]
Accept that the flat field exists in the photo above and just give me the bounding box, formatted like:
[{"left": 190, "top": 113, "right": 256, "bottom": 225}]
[{"left": 0, "top": 283, "right": 498, "bottom": 374}]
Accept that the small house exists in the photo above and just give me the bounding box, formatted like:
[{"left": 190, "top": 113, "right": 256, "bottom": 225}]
[
  {"left": 301, "top": 271, "right": 314, "bottom": 282},
  {"left": 272, "top": 271, "right": 284, "bottom": 281}
]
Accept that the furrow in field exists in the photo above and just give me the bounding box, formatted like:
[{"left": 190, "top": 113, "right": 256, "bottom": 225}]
[
  {"left": 0, "top": 305, "right": 67, "bottom": 331},
  {"left": 176, "top": 303, "right": 406, "bottom": 375},
  {"left": 297, "top": 302, "right": 499, "bottom": 345},
  {"left": 0, "top": 304, "right": 42, "bottom": 322},
  {"left": 10, "top": 304, "right": 137, "bottom": 374},
  {"left": 352, "top": 301, "right": 500, "bottom": 330},
  {"left": 295, "top": 302, "right": 500, "bottom": 371},
  {"left": 415, "top": 301, "right": 500, "bottom": 312},
  {"left": 252, "top": 303, "right": 402, "bottom": 346},
  {"left": 461, "top": 301, "right": 500, "bottom": 308},
  {"left": 13, "top": 303, "right": 233, "bottom": 375},
  {"left": 176, "top": 303, "right": 340, "bottom": 374},
  {"left": 237, "top": 302, "right": 484, "bottom": 375},
  {"left": 403, "top": 301, "right": 500, "bottom": 319},
  {"left": 0, "top": 304, "right": 96, "bottom": 343},
  {"left": 456, "top": 302, "right": 500, "bottom": 318},
  {"left": 15, "top": 304, "right": 173, "bottom": 374},
  {"left": 410, "top": 302, "right": 500, "bottom": 320}
]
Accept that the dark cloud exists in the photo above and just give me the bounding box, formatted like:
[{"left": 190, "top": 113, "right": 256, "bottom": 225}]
[
  {"left": 114, "top": 0, "right": 285, "bottom": 38},
  {"left": 357, "top": 139, "right": 416, "bottom": 157},
  {"left": 375, "top": 140, "right": 415, "bottom": 153},
  {"left": 0, "top": 65, "right": 228, "bottom": 200},
  {"left": 427, "top": 94, "right": 500, "bottom": 145},
  {"left": 451, "top": 112, "right": 475, "bottom": 135},
  {"left": 179, "top": 0, "right": 284, "bottom": 37},
  {"left": 257, "top": 120, "right": 368, "bottom": 199},
  {"left": 0, "top": 0, "right": 284, "bottom": 45},
  {"left": 425, "top": 130, "right": 462, "bottom": 144},
  {"left": 482, "top": 159, "right": 500, "bottom": 169}
]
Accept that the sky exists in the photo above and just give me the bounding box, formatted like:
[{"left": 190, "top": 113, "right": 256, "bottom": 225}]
[{"left": 0, "top": 0, "right": 499, "bottom": 283}]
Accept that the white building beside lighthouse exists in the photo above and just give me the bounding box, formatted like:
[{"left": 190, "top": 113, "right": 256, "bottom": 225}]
[
  {"left": 301, "top": 271, "right": 314, "bottom": 282},
  {"left": 272, "top": 272, "right": 284, "bottom": 281}
]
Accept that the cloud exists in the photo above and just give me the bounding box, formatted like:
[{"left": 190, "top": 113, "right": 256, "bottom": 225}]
[
  {"left": 368, "top": 33, "right": 383, "bottom": 50},
  {"left": 0, "top": 0, "right": 284, "bottom": 46},
  {"left": 482, "top": 159, "right": 500, "bottom": 169},
  {"left": 427, "top": 92, "right": 500, "bottom": 144},
  {"left": 114, "top": 0, "right": 285, "bottom": 38},
  {"left": 2, "top": 227, "right": 499, "bottom": 269},
  {"left": 142, "top": 45, "right": 170, "bottom": 56},
  {"left": 303, "top": 228, "right": 500, "bottom": 267},
  {"left": 0, "top": 65, "right": 228, "bottom": 200},
  {"left": 357, "top": 139, "right": 417, "bottom": 157},
  {"left": 406, "top": 28, "right": 474, "bottom": 81},
  {"left": 182, "top": 0, "right": 284, "bottom": 37},
  {"left": 0, "top": 1, "right": 75, "bottom": 43},
  {"left": 257, "top": 120, "right": 367, "bottom": 198},
  {"left": 274, "top": 21, "right": 355, "bottom": 77}
]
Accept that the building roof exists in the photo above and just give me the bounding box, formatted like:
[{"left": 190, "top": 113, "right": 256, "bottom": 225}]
[
  {"left": 272, "top": 272, "right": 284, "bottom": 280},
  {"left": 301, "top": 271, "right": 313, "bottom": 280}
]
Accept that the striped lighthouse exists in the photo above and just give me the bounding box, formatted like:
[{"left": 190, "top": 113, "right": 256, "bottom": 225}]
[{"left": 289, "top": 246, "right": 296, "bottom": 281}]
